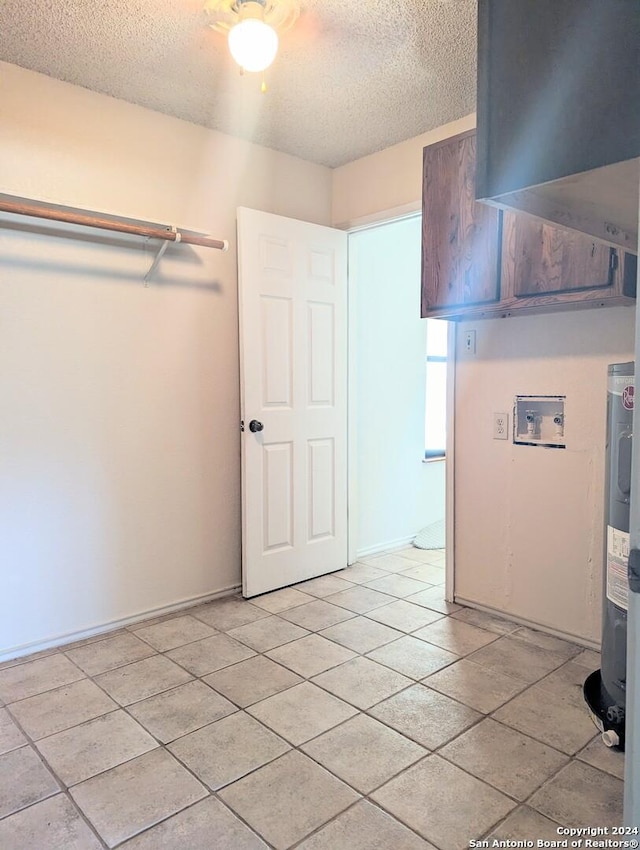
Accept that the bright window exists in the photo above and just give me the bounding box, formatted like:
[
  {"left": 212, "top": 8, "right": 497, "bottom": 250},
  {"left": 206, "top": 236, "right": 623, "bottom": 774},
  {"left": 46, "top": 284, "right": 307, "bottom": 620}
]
[{"left": 425, "top": 319, "right": 448, "bottom": 458}]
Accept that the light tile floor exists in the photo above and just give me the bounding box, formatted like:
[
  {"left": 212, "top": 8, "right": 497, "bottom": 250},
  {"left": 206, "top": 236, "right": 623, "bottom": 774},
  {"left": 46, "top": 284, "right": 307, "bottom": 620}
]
[{"left": 0, "top": 548, "right": 626, "bottom": 849}]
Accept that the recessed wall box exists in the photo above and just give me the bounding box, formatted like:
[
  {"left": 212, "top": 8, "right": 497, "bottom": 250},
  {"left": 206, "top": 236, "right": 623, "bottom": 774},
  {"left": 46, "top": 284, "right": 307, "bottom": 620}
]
[{"left": 514, "top": 395, "right": 566, "bottom": 448}]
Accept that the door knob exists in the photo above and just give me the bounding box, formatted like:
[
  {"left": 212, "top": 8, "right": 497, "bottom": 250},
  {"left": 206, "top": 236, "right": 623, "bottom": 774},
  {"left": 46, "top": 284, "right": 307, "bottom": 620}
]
[{"left": 249, "top": 420, "right": 264, "bottom": 433}]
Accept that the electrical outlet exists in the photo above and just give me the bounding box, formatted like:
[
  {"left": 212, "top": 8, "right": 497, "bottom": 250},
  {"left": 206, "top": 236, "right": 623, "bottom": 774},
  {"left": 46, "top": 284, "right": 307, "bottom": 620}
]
[
  {"left": 493, "top": 412, "right": 509, "bottom": 440},
  {"left": 464, "top": 330, "right": 476, "bottom": 354}
]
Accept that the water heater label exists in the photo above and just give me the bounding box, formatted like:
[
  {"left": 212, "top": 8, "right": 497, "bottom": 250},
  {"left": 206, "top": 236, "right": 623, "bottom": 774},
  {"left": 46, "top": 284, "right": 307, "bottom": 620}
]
[
  {"left": 606, "top": 525, "right": 630, "bottom": 611},
  {"left": 608, "top": 373, "right": 635, "bottom": 401}
]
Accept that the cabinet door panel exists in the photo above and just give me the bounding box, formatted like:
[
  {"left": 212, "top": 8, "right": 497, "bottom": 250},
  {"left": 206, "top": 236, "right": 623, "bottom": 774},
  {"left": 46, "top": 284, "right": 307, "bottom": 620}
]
[
  {"left": 502, "top": 211, "right": 614, "bottom": 298},
  {"left": 421, "top": 132, "right": 501, "bottom": 316}
]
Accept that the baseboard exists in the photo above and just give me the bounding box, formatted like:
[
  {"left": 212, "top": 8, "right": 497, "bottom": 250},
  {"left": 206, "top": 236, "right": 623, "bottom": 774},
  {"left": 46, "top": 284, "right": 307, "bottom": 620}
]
[
  {"left": 356, "top": 534, "right": 417, "bottom": 560},
  {"left": 454, "top": 597, "right": 601, "bottom": 652},
  {"left": 0, "top": 584, "right": 241, "bottom": 664}
]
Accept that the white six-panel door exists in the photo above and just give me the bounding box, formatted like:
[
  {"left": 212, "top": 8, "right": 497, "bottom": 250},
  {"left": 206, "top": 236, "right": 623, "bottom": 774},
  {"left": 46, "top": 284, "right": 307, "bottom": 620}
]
[{"left": 237, "top": 207, "right": 348, "bottom": 597}]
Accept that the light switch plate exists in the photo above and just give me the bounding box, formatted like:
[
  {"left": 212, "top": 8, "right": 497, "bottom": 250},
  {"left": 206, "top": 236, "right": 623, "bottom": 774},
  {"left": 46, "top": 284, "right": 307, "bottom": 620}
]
[{"left": 464, "top": 330, "right": 476, "bottom": 355}]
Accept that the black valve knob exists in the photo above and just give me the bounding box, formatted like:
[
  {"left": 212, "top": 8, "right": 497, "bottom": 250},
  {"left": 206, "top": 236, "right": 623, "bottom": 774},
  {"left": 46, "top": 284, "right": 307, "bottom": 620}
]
[{"left": 249, "top": 420, "right": 264, "bottom": 433}]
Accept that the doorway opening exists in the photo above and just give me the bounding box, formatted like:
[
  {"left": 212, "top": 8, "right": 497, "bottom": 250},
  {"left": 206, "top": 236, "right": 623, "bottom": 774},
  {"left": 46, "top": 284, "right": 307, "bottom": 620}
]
[{"left": 347, "top": 214, "right": 453, "bottom": 598}]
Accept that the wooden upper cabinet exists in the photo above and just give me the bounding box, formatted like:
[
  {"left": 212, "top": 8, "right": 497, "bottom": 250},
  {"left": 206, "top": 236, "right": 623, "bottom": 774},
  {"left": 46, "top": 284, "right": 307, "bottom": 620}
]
[
  {"left": 421, "top": 131, "right": 501, "bottom": 317},
  {"left": 421, "top": 130, "right": 636, "bottom": 320},
  {"left": 502, "top": 211, "right": 615, "bottom": 300}
]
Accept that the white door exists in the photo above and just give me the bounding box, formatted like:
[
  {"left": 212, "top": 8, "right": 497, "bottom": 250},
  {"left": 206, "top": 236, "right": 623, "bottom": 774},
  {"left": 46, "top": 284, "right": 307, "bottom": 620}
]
[{"left": 237, "top": 207, "right": 348, "bottom": 597}]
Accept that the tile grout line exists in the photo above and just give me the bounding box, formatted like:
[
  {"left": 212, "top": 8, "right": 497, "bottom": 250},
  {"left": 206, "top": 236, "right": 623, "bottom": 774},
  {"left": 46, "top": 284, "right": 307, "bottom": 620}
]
[
  {"left": 5, "top": 615, "right": 401, "bottom": 848},
  {"left": 434, "top": 728, "right": 572, "bottom": 803},
  {"left": 0, "top": 569, "right": 618, "bottom": 850},
  {"left": 0, "top": 705, "right": 111, "bottom": 849},
  {"left": 75, "top": 662, "right": 280, "bottom": 850},
  {"left": 143, "top": 633, "right": 596, "bottom": 848},
  {"left": 8, "top": 671, "right": 274, "bottom": 849},
  {"left": 137, "top": 635, "right": 617, "bottom": 843},
  {"left": 477, "top": 805, "right": 564, "bottom": 844},
  {"left": 6, "top": 619, "right": 476, "bottom": 847},
  {"left": 100, "top": 620, "right": 423, "bottom": 850},
  {"left": 0, "top": 707, "right": 611, "bottom": 845},
  {"left": 2, "top": 648, "right": 224, "bottom": 847},
  {"left": 220, "top": 620, "right": 611, "bottom": 845}
]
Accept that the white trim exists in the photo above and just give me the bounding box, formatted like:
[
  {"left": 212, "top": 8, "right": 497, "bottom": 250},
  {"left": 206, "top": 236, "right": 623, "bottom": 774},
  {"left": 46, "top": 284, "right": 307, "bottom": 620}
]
[
  {"left": 347, "top": 230, "right": 359, "bottom": 566},
  {"left": 356, "top": 535, "right": 418, "bottom": 561},
  {"left": 0, "top": 584, "right": 241, "bottom": 664},
  {"left": 445, "top": 323, "right": 456, "bottom": 604},
  {"left": 454, "top": 597, "right": 601, "bottom": 651},
  {"left": 335, "top": 201, "right": 422, "bottom": 233}
]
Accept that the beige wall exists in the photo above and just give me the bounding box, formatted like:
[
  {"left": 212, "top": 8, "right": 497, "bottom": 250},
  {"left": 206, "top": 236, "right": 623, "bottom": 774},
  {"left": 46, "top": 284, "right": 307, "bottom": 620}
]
[
  {"left": 1, "top": 65, "right": 632, "bottom": 652},
  {"left": 332, "top": 113, "right": 636, "bottom": 644},
  {"left": 332, "top": 114, "right": 475, "bottom": 228},
  {"left": 456, "top": 310, "right": 635, "bottom": 644},
  {"left": 0, "top": 63, "right": 332, "bottom": 657}
]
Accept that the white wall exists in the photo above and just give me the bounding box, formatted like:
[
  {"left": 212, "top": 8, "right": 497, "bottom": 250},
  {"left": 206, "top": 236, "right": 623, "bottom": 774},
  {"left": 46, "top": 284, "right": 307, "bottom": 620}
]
[
  {"left": 333, "top": 114, "right": 636, "bottom": 644},
  {"left": 0, "top": 63, "right": 332, "bottom": 658},
  {"left": 349, "top": 217, "right": 445, "bottom": 558},
  {"left": 455, "top": 309, "right": 635, "bottom": 644}
]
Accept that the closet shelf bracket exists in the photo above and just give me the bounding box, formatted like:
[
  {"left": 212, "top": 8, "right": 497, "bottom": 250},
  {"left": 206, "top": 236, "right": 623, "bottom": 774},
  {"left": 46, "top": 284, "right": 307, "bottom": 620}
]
[{"left": 144, "top": 228, "right": 180, "bottom": 286}]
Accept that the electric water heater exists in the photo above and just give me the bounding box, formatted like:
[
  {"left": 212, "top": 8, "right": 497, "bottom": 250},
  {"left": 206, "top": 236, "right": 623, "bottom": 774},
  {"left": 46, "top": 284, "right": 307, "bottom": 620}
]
[{"left": 584, "top": 362, "right": 634, "bottom": 749}]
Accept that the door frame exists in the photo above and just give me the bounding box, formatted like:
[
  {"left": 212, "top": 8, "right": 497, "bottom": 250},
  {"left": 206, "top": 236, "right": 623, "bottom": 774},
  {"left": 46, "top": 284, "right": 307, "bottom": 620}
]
[{"left": 345, "top": 207, "right": 456, "bottom": 603}]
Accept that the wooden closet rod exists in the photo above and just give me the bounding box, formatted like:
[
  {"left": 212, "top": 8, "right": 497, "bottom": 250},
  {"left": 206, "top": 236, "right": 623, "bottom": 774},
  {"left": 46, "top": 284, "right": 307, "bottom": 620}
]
[{"left": 0, "top": 194, "right": 229, "bottom": 251}]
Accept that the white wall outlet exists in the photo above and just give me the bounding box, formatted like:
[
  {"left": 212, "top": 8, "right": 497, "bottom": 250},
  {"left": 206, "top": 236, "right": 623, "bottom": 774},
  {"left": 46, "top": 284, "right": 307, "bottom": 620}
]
[
  {"left": 464, "top": 330, "right": 476, "bottom": 354},
  {"left": 493, "top": 412, "right": 509, "bottom": 440}
]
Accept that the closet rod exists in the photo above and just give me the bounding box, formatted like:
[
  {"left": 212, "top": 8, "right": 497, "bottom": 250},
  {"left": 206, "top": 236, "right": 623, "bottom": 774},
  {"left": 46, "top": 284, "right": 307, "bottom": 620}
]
[{"left": 0, "top": 195, "right": 229, "bottom": 251}]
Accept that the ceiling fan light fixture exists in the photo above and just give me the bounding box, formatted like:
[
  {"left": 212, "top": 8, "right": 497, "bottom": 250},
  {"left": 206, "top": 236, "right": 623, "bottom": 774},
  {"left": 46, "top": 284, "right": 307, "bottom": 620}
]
[
  {"left": 228, "top": 13, "right": 279, "bottom": 73},
  {"left": 205, "top": 0, "right": 299, "bottom": 75}
]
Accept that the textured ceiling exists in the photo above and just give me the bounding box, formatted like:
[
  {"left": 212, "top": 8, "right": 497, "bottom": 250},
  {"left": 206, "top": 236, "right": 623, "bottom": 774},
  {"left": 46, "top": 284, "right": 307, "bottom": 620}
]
[{"left": 0, "top": 0, "right": 477, "bottom": 167}]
